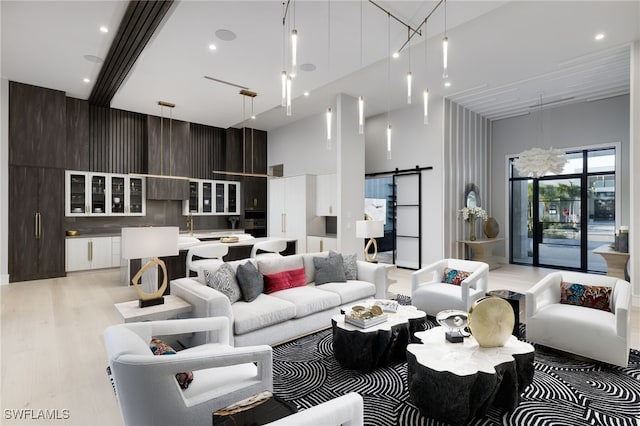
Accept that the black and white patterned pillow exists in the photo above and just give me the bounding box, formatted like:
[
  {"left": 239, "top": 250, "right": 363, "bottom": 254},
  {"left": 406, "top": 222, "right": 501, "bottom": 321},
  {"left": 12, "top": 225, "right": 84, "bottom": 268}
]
[{"left": 204, "top": 263, "right": 242, "bottom": 303}]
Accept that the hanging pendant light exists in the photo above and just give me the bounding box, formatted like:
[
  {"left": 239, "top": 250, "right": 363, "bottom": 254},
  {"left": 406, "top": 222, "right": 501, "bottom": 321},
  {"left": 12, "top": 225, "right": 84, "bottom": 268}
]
[
  {"left": 325, "top": 0, "right": 332, "bottom": 149},
  {"left": 281, "top": 71, "right": 287, "bottom": 107},
  {"left": 286, "top": 75, "right": 292, "bottom": 116},
  {"left": 291, "top": 29, "right": 298, "bottom": 77},
  {"left": 442, "top": 0, "right": 448, "bottom": 79},
  {"left": 358, "top": 96, "right": 364, "bottom": 134},
  {"left": 326, "top": 107, "right": 332, "bottom": 148},
  {"left": 386, "top": 125, "right": 392, "bottom": 160},
  {"left": 407, "top": 72, "right": 413, "bottom": 104},
  {"left": 423, "top": 17, "right": 429, "bottom": 125}
]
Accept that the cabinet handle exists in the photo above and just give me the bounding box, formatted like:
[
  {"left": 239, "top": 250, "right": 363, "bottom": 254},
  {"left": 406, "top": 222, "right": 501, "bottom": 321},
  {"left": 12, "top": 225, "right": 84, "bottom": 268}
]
[
  {"left": 88, "top": 241, "right": 93, "bottom": 262},
  {"left": 320, "top": 239, "right": 324, "bottom": 252},
  {"left": 38, "top": 213, "right": 42, "bottom": 239},
  {"left": 329, "top": 205, "right": 333, "bottom": 214},
  {"left": 34, "top": 213, "right": 39, "bottom": 239}
]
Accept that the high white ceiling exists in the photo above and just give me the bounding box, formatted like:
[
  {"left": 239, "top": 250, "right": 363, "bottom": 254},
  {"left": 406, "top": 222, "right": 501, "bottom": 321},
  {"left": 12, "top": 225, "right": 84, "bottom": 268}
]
[{"left": 2, "top": 1, "right": 638, "bottom": 131}]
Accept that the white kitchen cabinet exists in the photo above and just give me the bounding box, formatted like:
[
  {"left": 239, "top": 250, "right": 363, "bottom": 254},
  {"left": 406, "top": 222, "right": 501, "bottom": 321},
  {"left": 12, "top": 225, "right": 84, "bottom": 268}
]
[
  {"left": 316, "top": 173, "right": 337, "bottom": 216},
  {"left": 307, "top": 236, "right": 337, "bottom": 253},
  {"left": 269, "top": 175, "right": 316, "bottom": 253},
  {"left": 65, "top": 236, "right": 114, "bottom": 272},
  {"left": 184, "top": 179, "right": 240, "bottom": 216},
  {"left": 65, "top": 171, "right": 145, "bottom": 217}
]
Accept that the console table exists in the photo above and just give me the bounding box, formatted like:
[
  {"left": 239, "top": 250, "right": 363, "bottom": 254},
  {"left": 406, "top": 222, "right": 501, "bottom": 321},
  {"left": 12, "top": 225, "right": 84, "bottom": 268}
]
[
  {"left": 407, "top": 327, "right": 534, "bottom": 426},
  {"left": 459, "top": 238, "right": 504, "bottom": 269},
  {"left": 592, "top": 244, "right": 629, "bottom": 279}
]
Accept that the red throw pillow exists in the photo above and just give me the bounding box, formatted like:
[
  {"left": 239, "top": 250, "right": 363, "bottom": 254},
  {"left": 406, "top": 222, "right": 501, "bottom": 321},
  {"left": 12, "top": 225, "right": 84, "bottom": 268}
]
[
  {"left": 288, "top": 267, "right": 307, "bottom": 288},
  {"left": 263, "top": 267, "right": 306, "bottom": 294},
  {"left": 263, "top": 270, "right": 290, "bottom": 294}
]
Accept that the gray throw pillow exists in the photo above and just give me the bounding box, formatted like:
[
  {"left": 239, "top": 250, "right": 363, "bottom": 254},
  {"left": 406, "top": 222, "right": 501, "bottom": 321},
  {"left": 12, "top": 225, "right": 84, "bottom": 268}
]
[
  {"left": 314, "top": 252, "right": 346, "bottom": 285},
  {"left": 236, "top": 261, "right": 264, "bottom": 302},
  {"left": 204, "top": 263, "right": 242, "bottom": 303},
  {"left": 341, "top": 253, "right": 358, "bottom": 280}
]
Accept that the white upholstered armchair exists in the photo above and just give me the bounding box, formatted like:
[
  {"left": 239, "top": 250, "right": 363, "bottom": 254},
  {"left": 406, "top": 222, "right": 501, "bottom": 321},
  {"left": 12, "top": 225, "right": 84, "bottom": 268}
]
[
  {"left": 266, "top": 393, "right": 363, "bottom": 426},
  {"left": 411, "top": 259, "right": 490, "bottom": 317},
  {"left": 526, "top": 271, "right": 631, "bottom": 367},
  {"left": 104, "top": 317, "right": 272, "bottom": 426}
]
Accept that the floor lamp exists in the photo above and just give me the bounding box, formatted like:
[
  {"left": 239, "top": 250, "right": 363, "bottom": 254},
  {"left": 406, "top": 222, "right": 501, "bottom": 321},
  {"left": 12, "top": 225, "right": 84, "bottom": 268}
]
[
  {"left": 356, "top": 220, "right": 384, "bottom": 263},
  {"left": 121, "top": 226, "right": 179, "bottom": 307}
]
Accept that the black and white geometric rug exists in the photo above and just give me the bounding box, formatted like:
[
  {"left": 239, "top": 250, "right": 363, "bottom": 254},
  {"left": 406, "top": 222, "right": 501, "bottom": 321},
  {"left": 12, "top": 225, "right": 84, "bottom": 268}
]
[{"left": 272, "top": 320, "right": 640, "bottom": 425}]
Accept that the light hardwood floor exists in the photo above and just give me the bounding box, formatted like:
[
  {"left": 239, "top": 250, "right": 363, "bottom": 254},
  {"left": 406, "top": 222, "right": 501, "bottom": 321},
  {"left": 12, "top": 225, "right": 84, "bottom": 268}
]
[{"left": 1, "top": 264, "right": 637, "bottom": 426}]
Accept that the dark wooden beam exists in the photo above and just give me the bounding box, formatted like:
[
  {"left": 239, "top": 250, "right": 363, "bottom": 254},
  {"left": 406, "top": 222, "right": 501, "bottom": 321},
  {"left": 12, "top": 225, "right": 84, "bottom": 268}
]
[{"left": 89, "top": 1, "right": 174, "bottom": 106}]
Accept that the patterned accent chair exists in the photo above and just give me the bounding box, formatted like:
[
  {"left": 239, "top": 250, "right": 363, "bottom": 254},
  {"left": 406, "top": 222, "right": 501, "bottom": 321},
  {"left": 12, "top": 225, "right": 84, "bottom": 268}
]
[
  {"left": 526, "top": 271, "right": 631, "bottom": 367},
  {"left": 411, "top": 259, "right": 490, "bottom": 317}
]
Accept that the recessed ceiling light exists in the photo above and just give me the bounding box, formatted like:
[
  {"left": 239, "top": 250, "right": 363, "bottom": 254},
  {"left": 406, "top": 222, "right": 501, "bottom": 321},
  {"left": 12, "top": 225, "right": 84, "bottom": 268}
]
[
  {"left": 83, "top": 54, "right": 103, "bottom": 63},
  {"left": 392, "top": 52, "right": 400, "bottom": 59},
  {"left": 444, "top": 81, "right": 451, "bottom": 87},
  {"left": 99, "top": 26, "right": 108, "bottom": 33},
  {"left": 595, "top": 33, "right": 605, "bottom": 41},
  {"left": 303, "top": 91, "right": 310, "bottom": 97},
  {"left": 251, "top": 115, "right": 256, "bottom": 120},
  {"left": 300, "top": 63, "right": 316, "bottom": 72},
  {"left": 215, "top": 29, "right": 237, "bottom": 41},
  {"left": 83, "top": 78, "right": 90, "bottom": 83},
  {"left": 209, "top": 44, "right": 217, "bottom": 51}
]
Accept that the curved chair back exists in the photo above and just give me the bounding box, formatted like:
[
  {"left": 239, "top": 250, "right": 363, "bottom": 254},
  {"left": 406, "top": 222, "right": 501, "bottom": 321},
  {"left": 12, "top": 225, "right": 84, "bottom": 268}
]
[
  {"left": 250, "top": 239, "right": 287, "bottom": 258},
  {"left": 186, "top": 243, "right": 229, "bottom": 277}
]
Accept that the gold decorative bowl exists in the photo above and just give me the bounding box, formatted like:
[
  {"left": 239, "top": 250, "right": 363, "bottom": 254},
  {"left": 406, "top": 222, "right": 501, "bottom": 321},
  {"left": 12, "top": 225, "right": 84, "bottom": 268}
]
[
  {"left": 220, "top": 236, "right": 239, "bottom": 243},
  {"left": 66, "top": 230, "right": 79, "bottom": 236}
]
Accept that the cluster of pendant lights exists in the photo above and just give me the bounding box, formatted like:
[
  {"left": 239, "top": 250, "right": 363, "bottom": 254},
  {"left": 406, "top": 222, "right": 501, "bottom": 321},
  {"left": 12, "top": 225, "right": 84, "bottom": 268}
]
[{"left": 280, "top": 0, "right": 450, "bottom": 156}]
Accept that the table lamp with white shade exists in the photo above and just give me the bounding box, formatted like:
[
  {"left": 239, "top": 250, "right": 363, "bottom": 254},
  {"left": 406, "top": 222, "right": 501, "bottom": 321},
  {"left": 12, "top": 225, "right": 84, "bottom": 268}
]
[
  {"left": 121, "top": 226, "right": 179, "bottom": 307},
  {"left": 356, "top": 220, "right": 384, "bottom": 262}
]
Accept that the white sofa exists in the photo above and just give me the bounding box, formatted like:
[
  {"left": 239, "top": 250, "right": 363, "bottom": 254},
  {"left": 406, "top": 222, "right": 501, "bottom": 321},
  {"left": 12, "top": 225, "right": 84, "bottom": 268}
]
[
  {"left": 171, "top": 252, "right": 388, "bottom": 347},
  {"left": 526, "top": 271, "right": 631, "bottom": 367}
]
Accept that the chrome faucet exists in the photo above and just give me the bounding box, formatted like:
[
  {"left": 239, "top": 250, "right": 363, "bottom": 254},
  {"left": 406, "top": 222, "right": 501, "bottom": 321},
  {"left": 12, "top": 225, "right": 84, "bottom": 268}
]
[{"left": 187, "top": 214, "right": 194, "bottom": 236}]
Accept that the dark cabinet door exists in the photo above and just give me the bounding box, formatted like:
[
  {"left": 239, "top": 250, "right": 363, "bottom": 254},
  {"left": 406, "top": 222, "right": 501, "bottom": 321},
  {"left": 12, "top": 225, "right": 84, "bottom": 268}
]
[
  {"left": 9, "top": 82, "right": 66, "bottom": 169},
  {"left": 244, "top": 128, "right": 267, "bottom": 174},
  {"left": 243, "top": 177, "right": 267, "bottom": 211},
  {"left": 225, "top": 128, "right": 243, "bottom": 173},
  {"left": 8, "top": 166, "right": 64, "bottom": 282},
  {"left": 37, "top": 168, "right": 65, "bottom": 278}
]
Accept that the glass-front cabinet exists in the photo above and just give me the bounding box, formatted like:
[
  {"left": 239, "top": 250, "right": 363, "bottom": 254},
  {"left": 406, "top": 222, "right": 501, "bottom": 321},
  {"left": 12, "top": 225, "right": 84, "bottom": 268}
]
[
  {"left": 65, "top": 171, "right": 145, "bottom": 217},
  {"left": 183, "top": 179, "right": 241, "bottom": 216}
]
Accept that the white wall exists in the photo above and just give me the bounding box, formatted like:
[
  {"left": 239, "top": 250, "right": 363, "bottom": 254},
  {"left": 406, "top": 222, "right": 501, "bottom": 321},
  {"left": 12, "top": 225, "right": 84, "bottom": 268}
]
[
  {"left": 491, "top": 95, "right": 631, "bottom": 261},
  {"left": 267, "top": 94, "right": 365, "bottom": 257},
  {"left": 1, "top": 78, "right": 8, "bottom": 284},
  {"left": 365, "top": 97, "right": 444, "bottom": 267}
]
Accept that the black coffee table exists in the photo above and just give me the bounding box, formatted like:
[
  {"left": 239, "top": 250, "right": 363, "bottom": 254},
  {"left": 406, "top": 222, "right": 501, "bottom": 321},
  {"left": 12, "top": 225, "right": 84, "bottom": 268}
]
[{"left": 486, "top": 289, "right": 525, "bottom": 336}]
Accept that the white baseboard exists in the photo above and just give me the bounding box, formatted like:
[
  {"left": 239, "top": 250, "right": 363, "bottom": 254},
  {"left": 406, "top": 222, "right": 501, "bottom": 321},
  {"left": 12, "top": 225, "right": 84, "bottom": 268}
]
[{"left": 1, "top": 274, "right": 9, "bottom": 285}]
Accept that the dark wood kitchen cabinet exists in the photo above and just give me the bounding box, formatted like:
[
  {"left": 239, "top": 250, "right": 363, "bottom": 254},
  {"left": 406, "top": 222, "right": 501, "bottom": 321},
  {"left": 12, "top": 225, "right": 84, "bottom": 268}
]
[
  {"left": 243, "top": 128, "right": 267, "bottom": 175},
  {"left": 146, "top": 115, "right": 190, "bottom": 200},
  {"left": 9, "top": 166, "right": 65, "bottom": 282},
  {"left": 243, "top": 177, "right": 267, "bottom": 211},
  {"left": 9, "top": 82, "right": 66, "bottom": 169}
]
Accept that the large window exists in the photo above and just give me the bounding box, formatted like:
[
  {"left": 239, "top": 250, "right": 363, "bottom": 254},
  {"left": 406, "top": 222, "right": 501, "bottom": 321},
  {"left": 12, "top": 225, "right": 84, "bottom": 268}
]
[{"left": 509, "top": 147, "right": 616, "bottom": 272}]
